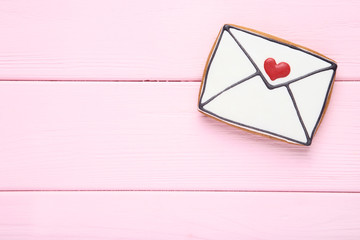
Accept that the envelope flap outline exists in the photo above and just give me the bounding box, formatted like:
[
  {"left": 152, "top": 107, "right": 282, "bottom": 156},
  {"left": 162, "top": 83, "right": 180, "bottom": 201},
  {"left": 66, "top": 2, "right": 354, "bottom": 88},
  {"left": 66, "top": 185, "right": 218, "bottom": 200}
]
[
  {"left": 199, "top": 25, "right": 337, "bottom": 106},
  {"left": 225, "top": 24, "right": 337, "bottom": 89}
]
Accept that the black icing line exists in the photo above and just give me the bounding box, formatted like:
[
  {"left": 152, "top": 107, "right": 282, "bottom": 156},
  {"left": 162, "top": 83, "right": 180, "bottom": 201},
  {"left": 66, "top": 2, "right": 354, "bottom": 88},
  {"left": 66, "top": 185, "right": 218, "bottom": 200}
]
[
  {"left": 309, "top": 67, "right": 337, "bottom": 140},
  {"left": 286, "top": 86, "right": 310, "bottom": 145},
  {"left": 198, "top": 25, "right": 260, "bottom": 107},
  {"left": 201, "top": 65, "right": 333, "bottom": 111},
  {"left": 225, "top": 25, "right": 337, "bottom": 90},
  {"left": 283, "top": 66, "right": 334, "bottom": 86},
  {"left": 200, "top": 72, "right": 257, "bottom": 107},
  {"left": 200, "top": 76, "right": 310, "bottom": 145},
  {"left": 200, "top": 69, "right": 334, "bottom": 146},
  {"left": 224, "top": 27, "right": 263, "bottom": 80},
  {"left": 198, "top": 26, "right": 227, "bottom": 108},
  {"left": 198, "top": 106, "right": 309, "bottom": 146},
  {"left": 201, "top": 63, "right": 333, "bottom": 143},
  {"left": 224, "top": 27, "right": 270, "bottom": 90},
  {"left": 225, "top": 24, "right": 336, "bottom": 67}
]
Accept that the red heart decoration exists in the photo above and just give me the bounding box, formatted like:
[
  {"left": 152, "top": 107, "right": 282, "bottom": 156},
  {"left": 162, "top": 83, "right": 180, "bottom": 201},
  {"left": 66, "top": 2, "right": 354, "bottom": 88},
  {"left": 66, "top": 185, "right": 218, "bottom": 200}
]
[{"left": 264, "top": 58, "right": 291, "bottom": 81}]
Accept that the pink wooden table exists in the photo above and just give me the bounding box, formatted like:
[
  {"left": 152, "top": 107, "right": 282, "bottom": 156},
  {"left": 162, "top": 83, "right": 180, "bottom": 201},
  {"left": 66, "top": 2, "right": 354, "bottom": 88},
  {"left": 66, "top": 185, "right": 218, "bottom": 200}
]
[{"left": 1, "top": 0, "right": 360, "bottom": 239}]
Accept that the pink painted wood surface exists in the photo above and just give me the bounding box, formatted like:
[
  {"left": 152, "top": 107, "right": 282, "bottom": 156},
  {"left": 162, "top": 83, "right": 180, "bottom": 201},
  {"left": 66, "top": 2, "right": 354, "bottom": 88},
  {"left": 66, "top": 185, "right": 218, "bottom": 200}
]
[
  {"left": 1, "top": 191, "right": 360, "bottom": 239},
  {"left": 0, "top": 0, "right": 358, "bottom": 81},
  {"left": 0, "top": 81, "right": 359, "bottom": 191},
  {"left": 1, "top": 1, "right": 358, "bottom": 238}
]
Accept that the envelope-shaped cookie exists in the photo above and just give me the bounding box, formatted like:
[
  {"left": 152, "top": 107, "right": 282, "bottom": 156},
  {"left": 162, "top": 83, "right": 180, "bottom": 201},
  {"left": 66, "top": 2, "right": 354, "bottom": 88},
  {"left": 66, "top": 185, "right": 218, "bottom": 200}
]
[{"left": 198, "top": 24, "right": 337, "bottom": 146}]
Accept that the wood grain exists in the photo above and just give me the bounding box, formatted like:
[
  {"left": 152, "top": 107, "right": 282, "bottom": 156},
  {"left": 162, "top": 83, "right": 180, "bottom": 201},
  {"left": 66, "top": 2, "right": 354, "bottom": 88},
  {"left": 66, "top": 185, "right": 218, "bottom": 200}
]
[
  {"left": 1, "top": 1, "right": 358, "bottom": 238},
  {"left": 0, "top": 0, "right": 358, "bottom": 80},
  {"left": 0, "top": 191, "right": 359, "bottom": 240},
  {"left": 0, "top": 81, "right": 359, "bottom": 191}
]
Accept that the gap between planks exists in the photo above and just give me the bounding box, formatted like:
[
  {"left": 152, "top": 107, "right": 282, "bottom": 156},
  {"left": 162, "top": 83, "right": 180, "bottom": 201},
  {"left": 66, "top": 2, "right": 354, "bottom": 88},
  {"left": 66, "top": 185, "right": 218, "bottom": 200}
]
[
  {"left": 0, "top": 79, "right": 354, "bottom": 82},
  {"left": 1, "top": 190, "right": 360, "bottom": 194}
]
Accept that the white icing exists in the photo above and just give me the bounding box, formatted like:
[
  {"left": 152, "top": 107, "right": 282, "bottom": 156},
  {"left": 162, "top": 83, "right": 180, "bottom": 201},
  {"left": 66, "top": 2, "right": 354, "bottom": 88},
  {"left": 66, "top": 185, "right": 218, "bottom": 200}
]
[
  {"left": 229, "top": 28, "right": 331, "bottom": 86},
  {"left": 289, "top": 70, "right": 334, "bottom": 137},
  {"left": 199, "top": 26, "right": 336, "bottom": 144},
  {"left": 200, "top": 31, "right": 256, "bottom": 104},
  {"left": 203, "top": 76, "right": 307, "bottom": 144}
]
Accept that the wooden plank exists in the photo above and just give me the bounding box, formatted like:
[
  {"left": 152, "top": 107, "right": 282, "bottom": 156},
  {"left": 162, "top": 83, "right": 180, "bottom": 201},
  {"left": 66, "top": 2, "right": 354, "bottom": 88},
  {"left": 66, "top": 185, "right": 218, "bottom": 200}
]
[
  {"left": 0, "top": 0, "right": 358, "bottom": 80},
  {"left": 0, "top": 191, "right": 359, "bottom": 239},
  {"left": 0, "top": 81, "right": 359, "bottom": 191}
]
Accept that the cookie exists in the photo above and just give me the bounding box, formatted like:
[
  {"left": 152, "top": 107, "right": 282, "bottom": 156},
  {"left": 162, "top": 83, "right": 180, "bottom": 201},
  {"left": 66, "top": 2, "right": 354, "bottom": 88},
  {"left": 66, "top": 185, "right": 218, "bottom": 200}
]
[{"left": 198, "top": 24, "right": 337, "bottom": 146}]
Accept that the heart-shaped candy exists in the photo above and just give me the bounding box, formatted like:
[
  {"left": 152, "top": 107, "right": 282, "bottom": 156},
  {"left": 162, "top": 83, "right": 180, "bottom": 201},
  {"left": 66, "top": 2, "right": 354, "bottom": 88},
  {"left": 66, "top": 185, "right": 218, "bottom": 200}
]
[{"left": 264, "top": 58, "right": 291, "bottom": 81}]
